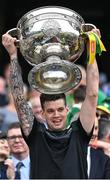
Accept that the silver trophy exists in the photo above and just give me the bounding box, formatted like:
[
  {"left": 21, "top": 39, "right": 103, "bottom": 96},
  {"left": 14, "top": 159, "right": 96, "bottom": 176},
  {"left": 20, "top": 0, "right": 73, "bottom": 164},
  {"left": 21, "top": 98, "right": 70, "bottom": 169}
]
[{"left": 7, "top": 6, "right": 96, "bottom": 94}]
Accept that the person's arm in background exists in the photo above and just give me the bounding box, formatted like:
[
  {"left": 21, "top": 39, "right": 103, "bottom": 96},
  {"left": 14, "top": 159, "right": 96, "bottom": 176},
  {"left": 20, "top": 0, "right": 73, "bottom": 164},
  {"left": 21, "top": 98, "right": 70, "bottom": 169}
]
[
  {"left": 5, "top": 158, "right": 15, "bottom": 180},
  {"left": 80, "top": 28, "right": 100, "bottom": 134},
  {"left": 2, "top": 33, "right": 34, "bottom": 136},
  {"left": 89, "top": 139, "right": 110, "bottom": 157}
]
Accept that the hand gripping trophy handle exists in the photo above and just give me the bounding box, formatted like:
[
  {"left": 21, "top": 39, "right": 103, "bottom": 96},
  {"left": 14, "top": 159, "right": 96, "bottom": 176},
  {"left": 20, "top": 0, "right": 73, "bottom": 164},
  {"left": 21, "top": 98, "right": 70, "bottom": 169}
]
[
  {"left": 81, "top": 23, "right": 96, "bottom": 32},
  {"left": 7, "top": 28, "right": 20, "bottom": 47},
  {"left": 6, "top": 23, "right": 96, "bottom": 48}
]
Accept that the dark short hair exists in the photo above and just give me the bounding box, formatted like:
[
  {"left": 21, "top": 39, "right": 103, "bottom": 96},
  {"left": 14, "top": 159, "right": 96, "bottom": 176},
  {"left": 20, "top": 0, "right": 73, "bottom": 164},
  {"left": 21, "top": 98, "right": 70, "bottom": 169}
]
[
  {"left": 7, "top": 122, "right": 20, "bottom": 131},
  {"left": 40, "top": 93, "right": 66, "bottom": 110},
  {"left": 74, "top": 85, "right": 86, "bottom": 102},
  {"left": 0, "top": 132, "right": 7, "bottom": 139}
]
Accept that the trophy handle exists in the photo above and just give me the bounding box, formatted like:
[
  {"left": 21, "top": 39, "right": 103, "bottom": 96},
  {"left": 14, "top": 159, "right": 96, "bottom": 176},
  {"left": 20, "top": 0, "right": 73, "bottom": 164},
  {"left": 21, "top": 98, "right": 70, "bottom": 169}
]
[
  {"left": 7, "top": 28, "right": 20, "bottom": 47},
  {"left": 81, "top": 23, "right": 96, "bottom": 33}
]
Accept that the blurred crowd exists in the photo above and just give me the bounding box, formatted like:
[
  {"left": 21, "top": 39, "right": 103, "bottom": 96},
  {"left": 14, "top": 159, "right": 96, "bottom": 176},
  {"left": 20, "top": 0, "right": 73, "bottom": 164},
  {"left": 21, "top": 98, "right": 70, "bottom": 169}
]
[{"left": 1, "top": 61, "right": 110, "bottom": 179}]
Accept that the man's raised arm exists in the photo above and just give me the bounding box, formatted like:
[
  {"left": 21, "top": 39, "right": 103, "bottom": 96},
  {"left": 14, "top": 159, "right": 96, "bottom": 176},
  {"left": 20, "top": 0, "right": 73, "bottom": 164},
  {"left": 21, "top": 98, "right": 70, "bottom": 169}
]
[
  {"left": 80, "top": 28, "right": 100, "bottom": 134},
  {"left": 2, "top": 33, "right": 34, "bottom": 136}
]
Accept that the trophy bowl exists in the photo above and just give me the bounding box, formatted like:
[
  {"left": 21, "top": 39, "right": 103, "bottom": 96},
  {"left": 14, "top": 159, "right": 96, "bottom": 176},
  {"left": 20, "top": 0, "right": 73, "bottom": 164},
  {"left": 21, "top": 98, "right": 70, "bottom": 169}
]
[
  {"left": 7, "top": 6, "right": 89, "bottom": 94},
  {"left": 7, "top": 6, "right": 85, "bottom": 65}
]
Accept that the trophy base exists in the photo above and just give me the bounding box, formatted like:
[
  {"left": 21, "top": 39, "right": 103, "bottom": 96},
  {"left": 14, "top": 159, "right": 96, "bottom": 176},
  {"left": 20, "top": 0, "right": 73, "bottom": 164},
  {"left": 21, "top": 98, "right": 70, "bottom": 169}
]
[{"left": 28, "top": 59, "right": 82, "bottom": 94}]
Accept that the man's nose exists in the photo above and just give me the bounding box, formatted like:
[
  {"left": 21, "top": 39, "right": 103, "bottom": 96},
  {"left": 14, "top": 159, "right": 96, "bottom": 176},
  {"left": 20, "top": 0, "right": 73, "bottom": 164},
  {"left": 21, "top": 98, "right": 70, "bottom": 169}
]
[
  {"left": 15, "top": 137, "right": 20, "bottom": 142},
  {"left": 54, "top": 110, "right": 59, "bottom": 116}
]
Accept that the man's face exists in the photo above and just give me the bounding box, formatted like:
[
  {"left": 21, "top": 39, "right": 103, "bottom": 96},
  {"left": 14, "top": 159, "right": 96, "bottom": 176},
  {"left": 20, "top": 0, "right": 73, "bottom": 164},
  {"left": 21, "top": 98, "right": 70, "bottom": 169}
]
[
  {"left": 7, "top": 128, "right": 29, "bottom": 155},
  {"left": 42, "top": 99, "right": 68, "bottom": 131}
]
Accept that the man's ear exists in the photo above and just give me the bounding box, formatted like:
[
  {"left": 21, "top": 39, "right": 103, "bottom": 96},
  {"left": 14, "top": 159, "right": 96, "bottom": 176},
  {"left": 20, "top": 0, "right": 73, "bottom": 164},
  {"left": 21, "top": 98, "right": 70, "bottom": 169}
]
[{"left": 66, "top": 106, "right": 69, "bottom": 112}]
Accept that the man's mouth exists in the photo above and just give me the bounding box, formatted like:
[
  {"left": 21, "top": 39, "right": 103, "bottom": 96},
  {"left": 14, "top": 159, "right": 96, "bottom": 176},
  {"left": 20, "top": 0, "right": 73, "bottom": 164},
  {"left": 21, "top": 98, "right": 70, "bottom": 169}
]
[{"left": 53, "top": 120, "right": 61, "bottom": 126}]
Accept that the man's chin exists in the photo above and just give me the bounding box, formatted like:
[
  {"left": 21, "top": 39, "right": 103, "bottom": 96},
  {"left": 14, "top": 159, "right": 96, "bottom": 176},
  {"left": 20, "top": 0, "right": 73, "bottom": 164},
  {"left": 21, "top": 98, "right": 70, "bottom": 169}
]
[{"left": 52, "top": 125, "right": 65, "bottom": 131}]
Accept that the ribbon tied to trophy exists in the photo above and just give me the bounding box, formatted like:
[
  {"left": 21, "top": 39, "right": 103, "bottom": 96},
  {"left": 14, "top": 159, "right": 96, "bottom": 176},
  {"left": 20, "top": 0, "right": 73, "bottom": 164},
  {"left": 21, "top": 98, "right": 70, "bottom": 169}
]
[{"left": 82, "top": 31, "right": 106, "bottom": 64}]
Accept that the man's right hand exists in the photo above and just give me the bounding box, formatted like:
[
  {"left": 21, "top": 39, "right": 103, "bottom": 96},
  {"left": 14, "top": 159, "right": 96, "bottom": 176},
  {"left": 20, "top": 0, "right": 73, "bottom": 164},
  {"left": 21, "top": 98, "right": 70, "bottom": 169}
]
[{"left": 2, "top": 33, "right": 18, "bottom": 60}]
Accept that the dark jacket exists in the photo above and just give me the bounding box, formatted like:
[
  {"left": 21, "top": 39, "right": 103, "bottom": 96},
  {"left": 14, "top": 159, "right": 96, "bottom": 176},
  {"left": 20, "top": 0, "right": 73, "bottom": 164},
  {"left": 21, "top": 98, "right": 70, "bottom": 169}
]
[
  {"left": 0, "top": 161, "right": 8, "bottom": 179},
  {"left": 89, "top": 147, "right": 110, "bottom": 179}
]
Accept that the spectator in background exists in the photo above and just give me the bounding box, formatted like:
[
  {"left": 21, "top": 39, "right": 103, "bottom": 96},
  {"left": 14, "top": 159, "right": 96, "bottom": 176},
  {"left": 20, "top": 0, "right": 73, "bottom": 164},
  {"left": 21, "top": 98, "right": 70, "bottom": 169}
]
[
  {"left": 88, "top": 118, "right": 110, "bottom": 179},
  {"left": 67, "top": 86, "right": 108, "bottom": 127},
  {"left": 88, "top": 99, "right": 110, "bottom": 179},
  {"left": 0, "top": 76, "right": 9, "bottom": 107},
  {"left": 96, "top": 97, "right": 110, "bottom": 119},
  {"left": 7, "top": 122, "right": 30, "bottom": 180},
  {"left": 66, "top": 85, "right": 86, "bottom": 126},
  {"left": 103, "top": 83, "right": 110, "bottom": 96},
  {"left": 0, "top": 92, "right": 19, "bottom": 133},
  {"left": 27, "top": 88, "right": 41, "bottom": 100},
  {"left": 0, "top": 132, "right": 15, "bottom": 179},
  {"left": 97, "top": 118, "right": 110, "bottom": 156},
  {"left": 99, "top": 72, "right": 108, "bottom": 90},
  {"left": 66, "top": 65, "right": 107, "bottom": 109},
  {"left": 99, "top": 72, "right": 110, "bottom": 97},
  {"left": 88, "top": 144, "right": 110, "bottom": 179},
  {"left": 29, "top": 95, "right": 46, "bottom": 125},
  {"left": 3, "top": 63, "right": 11, "bottom": 86},
  {"left": 66, "top": 65, "right": 86, "bottom": 108},
  {"left": 0, "top": 113, "right": 4, "bottom": 133},
  {"left": 29, "top": 95, "right": 42, "bottom": 119}
]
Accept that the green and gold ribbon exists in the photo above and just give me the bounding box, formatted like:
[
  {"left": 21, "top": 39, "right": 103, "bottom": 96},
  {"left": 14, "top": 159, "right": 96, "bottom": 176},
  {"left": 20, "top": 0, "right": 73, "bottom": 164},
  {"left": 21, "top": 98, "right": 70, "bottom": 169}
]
[
  {"left": 87, "top": 33, "right": 96, "bottom": 64},
  {"left": 82, "top": 32, "right": 106, "bottom": 64}
]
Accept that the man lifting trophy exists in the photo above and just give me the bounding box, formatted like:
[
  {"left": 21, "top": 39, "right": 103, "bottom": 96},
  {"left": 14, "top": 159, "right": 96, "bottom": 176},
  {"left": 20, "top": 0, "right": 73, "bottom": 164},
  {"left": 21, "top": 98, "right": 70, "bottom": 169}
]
[{"left": 2, "top": 6, "right": 107, "bottom": 179}]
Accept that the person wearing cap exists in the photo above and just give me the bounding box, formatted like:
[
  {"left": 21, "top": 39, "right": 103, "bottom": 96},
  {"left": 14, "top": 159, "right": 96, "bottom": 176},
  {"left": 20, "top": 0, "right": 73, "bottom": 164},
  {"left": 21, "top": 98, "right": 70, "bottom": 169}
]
[
  {"left": 96, "top": 98, "right": 110, "bottom": 119},
  {"left": 0, "top": 132, "right": 15, "bottom": 180}
]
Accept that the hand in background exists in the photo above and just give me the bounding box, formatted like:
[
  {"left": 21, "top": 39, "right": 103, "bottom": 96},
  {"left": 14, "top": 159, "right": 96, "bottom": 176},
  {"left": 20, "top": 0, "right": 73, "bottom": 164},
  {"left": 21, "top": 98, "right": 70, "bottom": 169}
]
[{"left": 4, "top": 158, "right": 15, "bottom": 180}]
